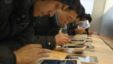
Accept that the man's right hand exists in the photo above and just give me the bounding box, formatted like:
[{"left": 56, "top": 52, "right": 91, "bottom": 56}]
[
  {"left": 14, "top": 44, "right": 51, "bottom": 64},
  {"left": 55, "top": 33, "right": 71, "bottom": 45}
]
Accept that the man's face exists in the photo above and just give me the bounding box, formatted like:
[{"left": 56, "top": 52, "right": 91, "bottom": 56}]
[
  {"left": 56, "top": 3, "right": 78, "bottom": 27},
  {"left": 34, "top": 0, "right": 78, "bottom": 27}
]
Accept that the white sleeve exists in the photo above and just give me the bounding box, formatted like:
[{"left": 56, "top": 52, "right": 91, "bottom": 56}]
[{"left": 81, "top": 20, "right": 90, "bottom": 29}]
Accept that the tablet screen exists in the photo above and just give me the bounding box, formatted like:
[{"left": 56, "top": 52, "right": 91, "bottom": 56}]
[{"left": 41, "top": 60, "right": 77, "bottom": 64}]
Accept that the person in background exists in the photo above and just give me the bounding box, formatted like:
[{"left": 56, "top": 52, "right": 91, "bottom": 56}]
[
  {"left": 84, "top": 14, "right": 92, "bottom": 35},
  {"left": 75, "top": 14, "right": 92, "bottom": 35}
]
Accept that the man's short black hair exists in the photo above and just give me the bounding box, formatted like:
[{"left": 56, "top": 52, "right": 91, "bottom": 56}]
[
  {"left": 60, "top": 0, "right": 85, "bottom": 15},
  {"left": 59, "top": 0, "right": 74, "bottom": 7},
  {"left": 59, "top": 0, "right": 86, "bottom": 21}
]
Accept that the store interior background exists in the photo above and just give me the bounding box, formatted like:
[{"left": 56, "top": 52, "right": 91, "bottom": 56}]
[{"left": 81, "top": 0, "right": 113, "bottom": 49}]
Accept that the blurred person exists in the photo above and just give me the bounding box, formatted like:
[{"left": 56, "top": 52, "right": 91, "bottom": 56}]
[
  {"left": 0, "top": 0, "right": 51, "bottom": 64},
  {"left": 74, "top": 14, "right": 92, "bottom": 35},
  {"left": 84, "top": 14, "right": 92, "bottom": 35},
  {"left": 61, "top": 0, "right": 86, "bottom": 35},
  {"left": 33, "top": 0, "right": 79, "bottom": 46}
]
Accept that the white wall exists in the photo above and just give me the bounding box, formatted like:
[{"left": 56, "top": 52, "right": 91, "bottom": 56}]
[
  {"left": 100, "top": 0, "right": 113, "bottom": 37},
  {"left": 104, "top": 0, "right": 113, "bottom": 13},
  {"left": 80, "top": 0, "right": 94, "bottom": 14},
  {"left": 80, "top": 0, "right": 113, "bottom": 37},
  {"left": 90, "top": 0, "right": 106, "bottom": 34}
]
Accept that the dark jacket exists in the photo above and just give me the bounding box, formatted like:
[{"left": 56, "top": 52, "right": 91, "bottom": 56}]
[
  {"left": 34, "top": 15, "right": 59, "bottom": 36},
  {"left": 0, "top": 0, "right": 36, "bottom": 64},
  {"left": 33, "top": 15, "right": 59, "bottom": 49},
  {"left": 0, "top": 0, "right": 35, "bottom": 64},
  {"left": 0, "top": 0, "right": 57, "bottom": 64},
  {"left": 0, "top": 46, "right": 16, "bottom": 64},
  {"left": 0, "top": 0, "right": 36, "bottom": 50}
]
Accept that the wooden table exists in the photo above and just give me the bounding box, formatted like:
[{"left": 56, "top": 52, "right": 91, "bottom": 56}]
[
  {"left": 83, "top": 35, "right": 113, "bottom": 64},
  {"left": 36, "top": 35, "right": 113, "bottom": 64}
]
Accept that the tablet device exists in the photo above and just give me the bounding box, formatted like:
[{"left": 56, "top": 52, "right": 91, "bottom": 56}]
[{"left": 39, "top": 59, "right": 81, "bottom": 64}]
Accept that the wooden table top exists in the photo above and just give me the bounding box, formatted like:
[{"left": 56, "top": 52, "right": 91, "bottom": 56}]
[
  {"left": 35, "top": 35, "right": 113, "bottom": 64},
  {"left": 83, "top": 35, "right": 113, "bottom": 64}
]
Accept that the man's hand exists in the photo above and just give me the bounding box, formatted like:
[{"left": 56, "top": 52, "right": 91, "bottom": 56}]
[
  {"left": 15, "top": 44, "right": 51, "bottom": 64},
  {"left": 55, "top": 33, "right": 71, "bottom": 45}
]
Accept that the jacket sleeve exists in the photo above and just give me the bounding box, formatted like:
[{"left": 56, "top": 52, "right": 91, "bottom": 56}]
[
  {"left": 12, "top": 0, "right": 38, "bottom": 45},
  {"left": 0, "top": 46, "right": 16, "bottom": 64},
  {"left": 36, "top": 36, "right": 56, "bottom": 50},
  {"left": 16, "top": 21, "right": 38, "bottom": 44},
  {"left": 16, "top": 18, "right": 56, "bottom": 50}
]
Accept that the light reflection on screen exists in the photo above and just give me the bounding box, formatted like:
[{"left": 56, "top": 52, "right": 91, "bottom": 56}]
[{"left": 41, "top": 60, "right": 77, "bottom": 64}]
